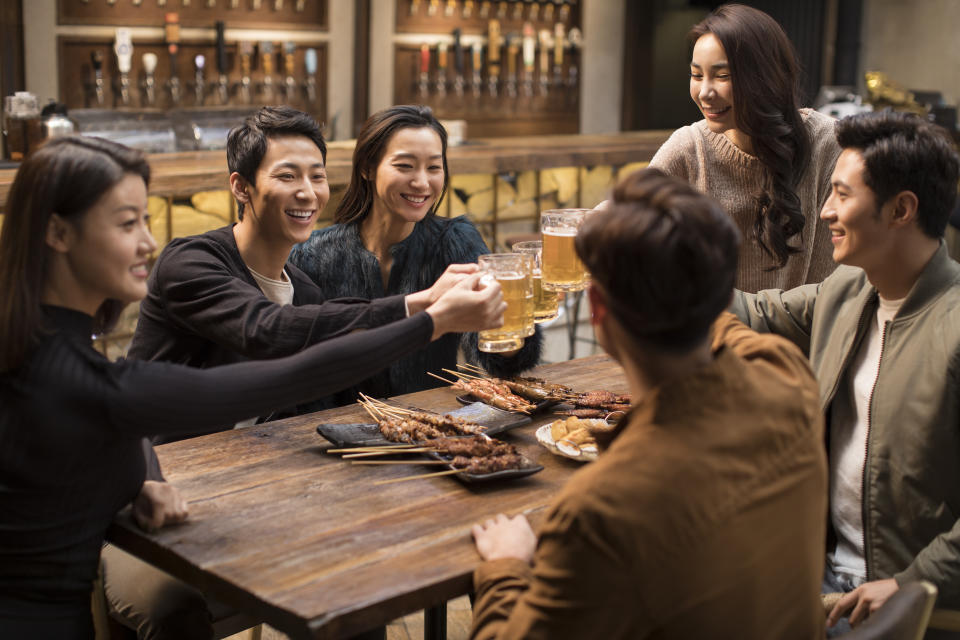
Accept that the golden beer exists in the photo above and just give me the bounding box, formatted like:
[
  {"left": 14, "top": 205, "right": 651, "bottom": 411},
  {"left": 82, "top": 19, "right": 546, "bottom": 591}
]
[
  {"left": 541, "top": 229, "right": 586, "bottom": 291},
  {"left": 540, "top": 209, "right": 589, "bottom": 292},
  {"left": 532, "top": 275, "right": 560, "bottom": 323},
  {"left": 512, "top": 240, "right": 561, "bottom": 323},
  {"left": 478, "top": 254, "right": 534, "bottom": 352}
]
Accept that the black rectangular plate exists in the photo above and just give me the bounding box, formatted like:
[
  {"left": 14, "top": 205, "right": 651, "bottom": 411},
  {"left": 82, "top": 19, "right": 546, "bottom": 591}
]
[
  {"left": 315, "top": 401, "right": 531, "bottom": 449},
  {"left": 424, "top": 451, "right": 544, "bottom": 483}
]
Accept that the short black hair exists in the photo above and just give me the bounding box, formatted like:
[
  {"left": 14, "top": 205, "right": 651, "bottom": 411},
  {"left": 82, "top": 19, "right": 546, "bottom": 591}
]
[
  {"left": 835, "top": 111, "right": 960, "bottom": 238},
  {"left": 576, "top": 168, "right": 741, "bottom": 353},
  {"left": 227, "top": 106, "right": 327, "bottom": 219}
]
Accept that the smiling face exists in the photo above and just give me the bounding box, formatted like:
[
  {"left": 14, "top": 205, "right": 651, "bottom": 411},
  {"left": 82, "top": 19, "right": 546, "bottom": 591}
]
[
  {"left": 244, "top": 135, "right": 329, "bottom": 247},
  {"left": 690, "top": 34, "right": 738, "bottom": 137},
  {"left": 820, "top": 149, "right": 893, "bottom": 272},
  {"left": 371, "top": 127, "right": 445, "bottom": 224},
  {"left": 64, "top": 173, "right": 157, "bottom": 310}
]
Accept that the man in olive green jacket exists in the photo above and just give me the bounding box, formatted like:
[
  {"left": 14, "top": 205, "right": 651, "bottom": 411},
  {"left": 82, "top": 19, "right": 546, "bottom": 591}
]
[{"left": 731, "top": 111, "right": 960, "bottom": 632}]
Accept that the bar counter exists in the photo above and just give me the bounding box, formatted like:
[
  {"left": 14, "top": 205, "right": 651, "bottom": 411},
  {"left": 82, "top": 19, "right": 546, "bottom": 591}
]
[{"left": 0, "top": 131, "right": 670, "bottom": 209}]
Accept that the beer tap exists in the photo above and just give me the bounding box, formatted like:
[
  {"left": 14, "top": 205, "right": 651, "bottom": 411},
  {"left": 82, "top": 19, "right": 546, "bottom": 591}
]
[
  {"left": 215, "top": 21, "right": 229, "bottom": 105},
  {"left": 435, "top": 42, "right": 448, "bottom": 98},
  {"left": 427, "top": 0, "right": 439, "bottom": 17},
  {"left": 304, "top": 48, "right": 318, "bottom": 106},
  {"left": 409, "top": 0, "right": 420, "bottom": 16},
  {"left": 165, "top": 13, "right": 182, "bottom": 106},
  {"left": 252, "top": 0, "right": 262, "bottom": 10},
  {"left": 259, "top": 41, "right": 276, "bottom": 103},
  {"left": 295, "top": 0, "right": 305, "bottom": 11},
  {"left": 283, "top": 42, "right": 297, "bottom": 104},
  {"left": 182, "top": 0, "right": 190, "bottom": 6},
  {"left": 238, "top": 41, "right": 253, "bottom": 104},
  {"left": 452, "top": 28, "right": 465, "bottom": 98},
  {"left": 559, "top": 0, "right": 570, "bottom": 22},
  {"left": 527, "top": 0, "right": 539, "bottom": 22},
  {"left": 512, "top": 1, "right": 523, "bottom": 20},
  {"left": 487, "top": 19, "right": 501, "bottom": 98},
  {"left": 521, "top": 22, "right": 535, "bottom": 97},
  {"left": 90, "top": 51, "right": 106, "bottom": 107},
  {"left": 230, "top": 0, "right": 239, "bottom": 7},
  {"left": 543, "top": 0, "right": 555, "bottom": 22},
  {"left": 553, "top": 22, "right": 565, "bottom": 87},
  {"left": 462, "top": 0, "right": 473, "bottom": 18},
  {"left": 142, "top": 52, "right": 158, "bottom": 107},
  {"left": 496, "top": 2, "right": 507, "bottom": 19},
  {"left": 445, "top": 0, "right": 457, "bottom": 18},
  {"left": 504, "top": 35, "right": 518, "bottom": 99},
  {"left": 470, "top": 42, "right": 483, "bottom": 99},
  {"left": 538, "top": 29, "right": 552, "bottom": 95},
  {"left": 193, "top": 54, "right": 206, "bottom": 106},
  {"left": 114, "top": 28, "right": 133, "bottom": 107},
  {"left": 479, "top": 0, "right": 490, "bottom": 18},
  {"left": 418, "top": 44, "right": 430, "bottom": 98},
  {"left": 566, "top": 26, "right": 581, "bottom": 104}
]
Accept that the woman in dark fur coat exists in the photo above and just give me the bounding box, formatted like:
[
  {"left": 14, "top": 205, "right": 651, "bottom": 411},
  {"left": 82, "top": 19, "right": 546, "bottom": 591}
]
[{"left": 291, "top": 105, "right": 541, "bottom": 406}]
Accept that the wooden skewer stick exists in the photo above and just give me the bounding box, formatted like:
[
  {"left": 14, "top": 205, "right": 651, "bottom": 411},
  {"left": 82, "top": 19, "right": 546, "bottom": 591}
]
[
  {"left": 442, "top": 367, "right": 481, "bottom": 380},
  {"left": 372, "top": 468, "right": 463, "bottom": 486},
  {"left": 457, "top": 362, "right": 488, "bottom": 375},
  {"left": 342, "top": 448, "right": 431, "bottom": 458},
  {"left": 352, "top": 460, "right": 449, "bottom": 465},
  {"left": 326, "top": 445, "right": 416, "bottom": 454},
  {"left": 427, "top": 371, "right": 456, "bottom": 384}
]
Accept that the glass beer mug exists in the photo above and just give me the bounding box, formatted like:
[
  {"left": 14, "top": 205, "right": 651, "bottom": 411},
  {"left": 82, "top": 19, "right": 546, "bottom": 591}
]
[
  {"left": 511, "top": 240, "right": 560, "bottom": 323},
  {"left": 540, "top": 208, "right": 589, "bottom": 292},
  {"left": 477, "top": 253, "right": 535, "bottom": 353}
]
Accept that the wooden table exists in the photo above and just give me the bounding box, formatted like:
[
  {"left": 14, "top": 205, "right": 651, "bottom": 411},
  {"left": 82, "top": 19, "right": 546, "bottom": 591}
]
[{"left": 106, "top": 355, "right": 626, "bottom": 640}]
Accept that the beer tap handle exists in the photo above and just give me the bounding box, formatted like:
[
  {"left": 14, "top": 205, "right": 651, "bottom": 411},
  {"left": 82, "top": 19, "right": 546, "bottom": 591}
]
[
  {"left": 215, "top": 21, "right": 229, "bottom": 104},
  {"left": 487, "top": 19, "right": 501, "bottom": 97},
  {"left": 521, "top": 22, "right": 535, "bottom": 96},
  {"left": 544, "top": 0, "right": 554, "bottom": 21},
  {"left": 409, "top": 0, "right": 420, "bottom": 16},
  {"left": 142, "top": 52, "right": 158, "bottom": 107},
  {"left": 559, "top": 0, "right": 569, "bottom": 22},
  {"left": 538, "top": 29, "right": 551, "bottom": 94},
  {"left": 238, "top": 41, "right": 253, "bottom": 104},
  {"left": 274, "top": 0, "right": 283, "bottom": 10},
  {"left": 427, "top": 0, "right": 439, "bottom": 17},
  {"left": 194, "top": 54, "right": 206, "bottom": 105},
  {"left": 479, "top": 0, "right": 490, "bottom": 18},
  {"left": 527, "top": 0, "right": 539, "bottom": 22},
  {"left": 505, "top": 36, "right": 518, "bottom": 98},
  {"left": 260, "top": 41, "right": 275, "bottom": 102},
  {"left": 553, "top": 22, "right": 565, "bottom": 84},
  {"left": 230, "top": 0, "right": 239, "bottom": 7},
  {"left": 496, "top": 1, "right": 507, "bottom": 19},
  {"left": 168, "top": 45, "right": 182, "bottom": 106},
  {"left": 436, "top": 42, "right": 447, "bottom": 96},
  {"left": 419, "top": 44, "right": 431, "bottom": 98},
  {"left": 452, "top": 28, "right": 465, "bottom": 96},
  {"left": 252, "top": 0, "right": 262, "bottom": 10},
  {"left": 445, "top": 0, "right": 456, "bottom": 18},
  {"left": 566, "top": 26, "right": 581, "bottom": 89},
  {"left": 295, "top": 0, "right": 305, "bottom": 11},
  {"left": 304, "top": 47, "right": 318, "bottom": 105},
  {"left": 91, "top": 50, "right": 105, "bottom": 107},
  {"left": 470, "top": 42, "right": 483, "bottom": 98},
  {"left": 512, "top": 1, "right": 523, "bottom": 20},
  {"left": 114, "top": 28, "right": 133, "bottom": 107},
  {"left": 283, "top": 42, "right": 297, "bottom": 102},
  {"left": 462, "top": 0, "right": 473, "bottom": 18}
]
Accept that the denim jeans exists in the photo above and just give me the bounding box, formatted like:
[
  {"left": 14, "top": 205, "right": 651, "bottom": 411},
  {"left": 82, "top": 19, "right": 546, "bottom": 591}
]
[{"left": 822, "top": 562, "right": 862, "bottom": 637}]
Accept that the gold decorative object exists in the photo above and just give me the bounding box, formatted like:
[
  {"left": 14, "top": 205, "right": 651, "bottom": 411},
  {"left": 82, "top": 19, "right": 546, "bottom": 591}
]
[{"left": 865, "top": 71, "right": 928, "bottom": 115}]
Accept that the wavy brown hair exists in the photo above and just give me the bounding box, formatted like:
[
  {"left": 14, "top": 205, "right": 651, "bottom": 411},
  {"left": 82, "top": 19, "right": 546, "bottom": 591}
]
[
  {"left": 0, "top": 136, "right": 150, "bottom": 373},
  {"left": 334, "top": 105, "right": 449, "bottom": 225},
  {"left": 691, "top": 3, "right": 811, "bottom": 268}
]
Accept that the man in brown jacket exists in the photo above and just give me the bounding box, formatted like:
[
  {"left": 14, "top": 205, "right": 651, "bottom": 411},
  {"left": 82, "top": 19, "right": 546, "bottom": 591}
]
[{"left": 469, "top": 168, "right": 828, "bottom": 639}]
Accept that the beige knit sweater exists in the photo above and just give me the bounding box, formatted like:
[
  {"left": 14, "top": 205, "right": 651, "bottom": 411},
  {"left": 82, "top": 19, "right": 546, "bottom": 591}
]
[{"left": 651, "top": 108, "right": 841, "bottom": 293}]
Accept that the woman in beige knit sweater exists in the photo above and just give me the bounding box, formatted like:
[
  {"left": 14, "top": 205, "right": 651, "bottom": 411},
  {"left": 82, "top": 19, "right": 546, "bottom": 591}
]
[{"left": 651, "top": 4, "right": 840, "bottom": 293}]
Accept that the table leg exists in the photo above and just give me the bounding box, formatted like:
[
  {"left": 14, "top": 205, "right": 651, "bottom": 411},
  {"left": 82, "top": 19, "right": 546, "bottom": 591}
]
[{"left": 424, "top": 602, "right": 447, "bottom": 640}]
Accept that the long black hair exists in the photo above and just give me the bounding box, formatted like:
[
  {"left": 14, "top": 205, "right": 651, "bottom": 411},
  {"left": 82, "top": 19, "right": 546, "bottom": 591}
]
[
  {"left": 0, "top": 136, "right": 150, "bottom": 372},
  {"left": 335, "top": 105, "right": 449, "bottom": 225},
  {"left": 691, "top": 3, "right": 811, "bottom": 268}
]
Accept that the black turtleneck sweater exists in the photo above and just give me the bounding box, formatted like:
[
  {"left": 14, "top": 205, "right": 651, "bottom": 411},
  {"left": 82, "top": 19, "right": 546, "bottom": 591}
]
[{"left": 0, "top": 304, "right": 432, "bottom": 637}]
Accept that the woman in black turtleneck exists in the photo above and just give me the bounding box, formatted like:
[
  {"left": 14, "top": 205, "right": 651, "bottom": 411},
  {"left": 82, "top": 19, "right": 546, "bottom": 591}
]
[{"left": 0, "top": 137, "right": 503, "bottom": 639}]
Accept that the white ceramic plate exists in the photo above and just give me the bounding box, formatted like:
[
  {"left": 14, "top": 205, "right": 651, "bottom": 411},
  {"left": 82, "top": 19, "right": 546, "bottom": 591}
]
[{"left": 535, "top": 421, "right": 601, "bottom": 463}]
